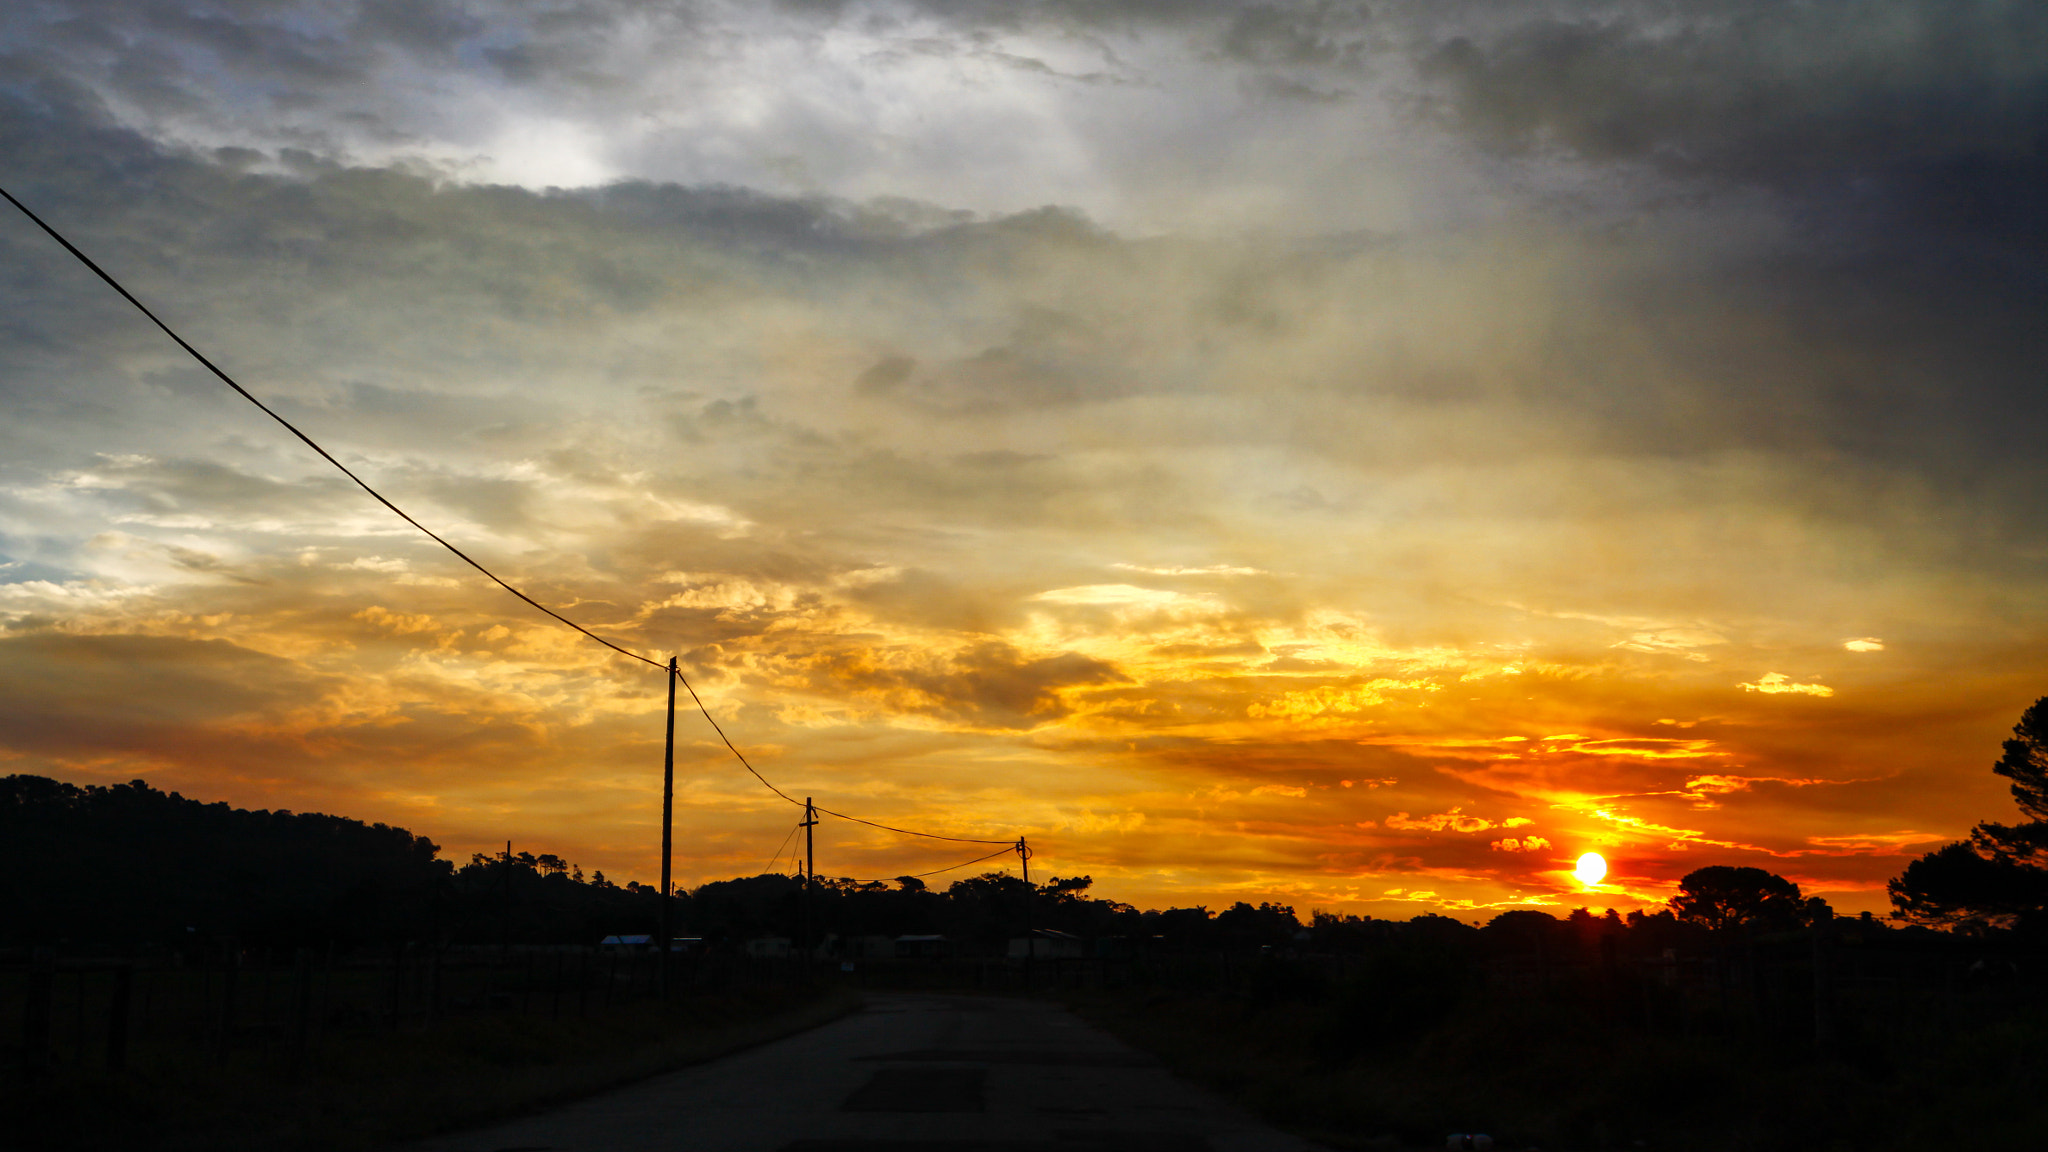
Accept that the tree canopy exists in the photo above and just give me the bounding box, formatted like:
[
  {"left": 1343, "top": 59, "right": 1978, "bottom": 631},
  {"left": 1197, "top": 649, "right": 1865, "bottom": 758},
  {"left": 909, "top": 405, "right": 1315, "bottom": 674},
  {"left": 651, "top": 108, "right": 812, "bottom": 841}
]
[
  {"left": 1993, "top": 696, "right": 2048, "bottom": 821},
  {"left": 1890, "top": 696, "right": 2048, "bottom": 933},
  {"left": 4, "top": 774, "right": 449, "bottom": 948},
  {"left": 1670, "top": 865, "right": 1807, "bottom": 932}
]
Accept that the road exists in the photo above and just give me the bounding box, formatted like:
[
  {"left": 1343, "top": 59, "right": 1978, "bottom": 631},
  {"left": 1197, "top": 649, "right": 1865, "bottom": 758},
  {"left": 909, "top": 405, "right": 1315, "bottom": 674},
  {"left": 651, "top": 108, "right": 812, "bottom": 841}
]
[{"left": 405, "top": 992, "right": 1334, "bottom": 1152}]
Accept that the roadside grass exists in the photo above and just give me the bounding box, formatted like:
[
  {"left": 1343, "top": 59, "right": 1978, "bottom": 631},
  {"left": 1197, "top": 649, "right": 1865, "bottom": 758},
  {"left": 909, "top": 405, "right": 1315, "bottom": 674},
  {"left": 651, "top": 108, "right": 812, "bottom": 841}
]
[
  {"left": 8, "top": 982, "right": 859, "bottom": 1151},
  {"left": 1065, "top": 980, "right": 2048, "bottom": 1152}
]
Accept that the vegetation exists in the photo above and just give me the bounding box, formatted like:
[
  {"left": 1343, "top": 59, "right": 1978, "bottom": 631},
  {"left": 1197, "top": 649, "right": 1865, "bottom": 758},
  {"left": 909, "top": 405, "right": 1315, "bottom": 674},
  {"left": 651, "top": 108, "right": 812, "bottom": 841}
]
[
  {"left": 1073, "top": 895, "right": 2046, "bottom": 1151},
  {"left": 6, "top": 979, "right": 855, "bottom": 1152},
  {"left": 0, "top": 775, "right": 677, "bottom": 952},
  {"left": 1668, "top": 865, "right": 1820, "bottom": 931},
  {"left": 1890, "top": 695, "right": 2048, "bottom": 932},
  {"left": 2, "top": 772, "right": 1301, "bottom": 954}
]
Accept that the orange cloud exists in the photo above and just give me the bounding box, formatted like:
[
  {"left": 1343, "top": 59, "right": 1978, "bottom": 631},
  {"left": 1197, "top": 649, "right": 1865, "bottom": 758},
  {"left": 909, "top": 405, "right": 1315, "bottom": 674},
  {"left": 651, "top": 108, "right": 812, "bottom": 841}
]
[{"left": 1384, "top": 808, "right": 1498, "bottom": 834}]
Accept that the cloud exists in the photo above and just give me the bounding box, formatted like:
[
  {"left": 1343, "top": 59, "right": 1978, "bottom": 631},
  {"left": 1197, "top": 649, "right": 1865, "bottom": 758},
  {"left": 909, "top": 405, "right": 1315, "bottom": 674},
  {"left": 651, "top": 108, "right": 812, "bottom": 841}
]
[
  {"left": 1112, "top": 563, "right": 1265, "bottom": 577},
  {"left": 1491, "top": 836, "right": 1551, "bottom": 852},
  {"left": 1739, "top": 673, "right": 1835, "bottom": 698},
  {"left": 0, "top": 1, "right": 2042, "bottom": 918},
  {"left": 1385, "top": 808, "right": 1497, "bottom": 834},
  {"left": 1845, "top": 638, "right": 1885, "bottom": 652},
  {"left": 773, "top": 640, "right": 1129, "bottom": 731},
  {"left": 1803, "top": 831, "right": 1944, "bottom": 856},
  {"left": 1250, "top": 784, "right": 1307, "bottom": 799},
  {"left": 1033, "top": 585, "right": 1220, "bottom": 610},
  {"left": 1420, "top": 2, "right": 2048, "bottom": 186},
  {"left": 1248, "top": 679, "right": 1441, "bottom": 722},
  {"left": 1612, "top": 627, "right": 1725, "bottom": 661}
]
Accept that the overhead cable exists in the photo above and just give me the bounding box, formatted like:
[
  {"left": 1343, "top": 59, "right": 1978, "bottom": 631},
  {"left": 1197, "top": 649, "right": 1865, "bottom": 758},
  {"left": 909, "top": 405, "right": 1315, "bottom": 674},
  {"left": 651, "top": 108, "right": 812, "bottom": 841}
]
[
  {"left": 0, "top": 186, "right": 665, "bottom": 672},
  {"left": 2, "top": 185, "right": 1016, "bottom": 849},
  {"left": 818, "top": 804, "right": 1014, "bottom": 846},
  {"left": 667, "top": 673, "right": 1007, "bottom": 841},
  {"left": 848, "top": 845, "right": 1021, "bottom": 885},
  {"left": 760, "top": 818, "right": 804, "bottom": 877},
  {"left": 897, "top": 844, "right": 1022, "bottom": 878}
]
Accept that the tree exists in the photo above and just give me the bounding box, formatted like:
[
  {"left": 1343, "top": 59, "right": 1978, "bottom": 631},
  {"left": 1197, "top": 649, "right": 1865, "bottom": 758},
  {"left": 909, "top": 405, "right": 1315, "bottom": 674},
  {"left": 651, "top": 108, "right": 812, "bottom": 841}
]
[
  {"left": 1890, "top": 697, "right": 2048, "bottom": 932},
  {"left": 1889, "top": 838, "right": 2048, "bottom": 932},
  {"left": 1993, "top": 696, "right": 2048, "bottom": 820},
  {"left": 1670, "top": 866, "right": 1806, "bottom": 931}
]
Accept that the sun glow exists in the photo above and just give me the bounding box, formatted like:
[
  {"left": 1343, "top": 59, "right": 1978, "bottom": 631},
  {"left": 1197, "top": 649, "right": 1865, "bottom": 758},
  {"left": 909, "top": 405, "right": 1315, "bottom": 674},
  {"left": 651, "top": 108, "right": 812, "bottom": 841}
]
[{"left": 1574, "top": 852, "right": 1608, "bottom": 886}]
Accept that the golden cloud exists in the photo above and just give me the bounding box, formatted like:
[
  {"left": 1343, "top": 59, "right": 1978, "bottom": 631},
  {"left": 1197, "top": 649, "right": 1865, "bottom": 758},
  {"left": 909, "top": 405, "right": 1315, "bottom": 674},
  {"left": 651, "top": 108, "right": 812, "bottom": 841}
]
[{"left": 1738, "top": 673, "right": 1835, "bottom": 697}]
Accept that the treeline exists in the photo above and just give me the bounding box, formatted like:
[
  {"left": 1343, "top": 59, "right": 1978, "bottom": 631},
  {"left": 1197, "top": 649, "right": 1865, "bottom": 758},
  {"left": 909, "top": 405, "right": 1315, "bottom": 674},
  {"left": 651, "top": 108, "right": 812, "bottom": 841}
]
[
  {"left": 2, "top": 773, "right": 1304, "bottom": 953},
  {"left": 2, "top": 768, "right": 1955, "bottom": 964},
  {"left": 1, "top": 775, "right": 650, "bottom": 951},
  {"left": 5, "top": 775, "right": 446, "bottom": 950}
]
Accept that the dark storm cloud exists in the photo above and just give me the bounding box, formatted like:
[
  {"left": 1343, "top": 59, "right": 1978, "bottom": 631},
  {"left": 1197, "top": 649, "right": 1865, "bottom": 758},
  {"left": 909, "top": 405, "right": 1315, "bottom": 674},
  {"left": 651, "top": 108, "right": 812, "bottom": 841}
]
[
  {"left": 7, "top": 0, "right": 597, "bottom": 106},
  {"left": 1416, "top": 0, "right": 2048, "bottom": 328},
  {"left": 6, "top": 43, "right": 2044, "bottom": 528},
  {"left": 1421, "top": 1, "right": 2047, "bottom": 185}
]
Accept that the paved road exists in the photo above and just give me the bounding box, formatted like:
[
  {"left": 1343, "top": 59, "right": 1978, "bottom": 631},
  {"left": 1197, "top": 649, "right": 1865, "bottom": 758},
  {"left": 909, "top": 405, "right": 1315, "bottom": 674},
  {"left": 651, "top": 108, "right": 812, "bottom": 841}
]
[{"left": 407, "top": 992, "right": 1333, "bottom": 1152}]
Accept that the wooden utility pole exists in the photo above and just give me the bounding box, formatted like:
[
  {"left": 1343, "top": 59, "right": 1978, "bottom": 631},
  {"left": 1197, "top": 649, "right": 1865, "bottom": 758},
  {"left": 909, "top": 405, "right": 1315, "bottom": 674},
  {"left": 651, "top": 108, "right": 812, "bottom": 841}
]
[
  {"left": 660, "top": 657, "right": 677, "bottom": 999},
  {"left": 801, "top": 798, "right": 818, "bottom": 966},
  {"left": 1018, "top": 837, "right": 1034, "bottom": 988}
]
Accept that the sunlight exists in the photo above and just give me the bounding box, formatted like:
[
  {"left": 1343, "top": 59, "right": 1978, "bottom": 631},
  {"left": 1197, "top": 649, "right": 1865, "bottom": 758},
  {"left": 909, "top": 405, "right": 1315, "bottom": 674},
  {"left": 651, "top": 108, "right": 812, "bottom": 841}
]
[{"left": 1574, "top": 852, "right": 1608, "bottom": 886}]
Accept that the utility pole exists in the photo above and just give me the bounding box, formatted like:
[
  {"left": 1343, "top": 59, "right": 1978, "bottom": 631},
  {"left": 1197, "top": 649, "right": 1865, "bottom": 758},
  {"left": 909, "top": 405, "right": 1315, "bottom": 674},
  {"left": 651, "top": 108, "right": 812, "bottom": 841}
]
[
  {"left": 660, "top": 657, "right": 677, "bottom": 999},
  {"left": 801, "top": 798, "right": 818, "bottom": 968},
  {"left": 1018, "top": 837, "right": 1034, "bottom": 989}
]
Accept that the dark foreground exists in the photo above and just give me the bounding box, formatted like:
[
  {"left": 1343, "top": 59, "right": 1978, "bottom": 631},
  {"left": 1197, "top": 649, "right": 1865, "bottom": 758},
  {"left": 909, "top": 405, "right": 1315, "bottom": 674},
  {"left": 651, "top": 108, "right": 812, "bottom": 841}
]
[
  {"left": 5, "top": 981, "right": 854, "bottom": 1151},
  {"left": 405, "top": 992, "right": 1327, "bottom": 1152}
]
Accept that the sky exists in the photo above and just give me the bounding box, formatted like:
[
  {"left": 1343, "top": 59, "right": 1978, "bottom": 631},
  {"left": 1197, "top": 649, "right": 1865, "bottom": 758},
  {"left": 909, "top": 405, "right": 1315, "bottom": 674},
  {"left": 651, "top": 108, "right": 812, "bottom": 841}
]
[{"left": 3, "top": 0, "right": 2045, "bottom": 920}]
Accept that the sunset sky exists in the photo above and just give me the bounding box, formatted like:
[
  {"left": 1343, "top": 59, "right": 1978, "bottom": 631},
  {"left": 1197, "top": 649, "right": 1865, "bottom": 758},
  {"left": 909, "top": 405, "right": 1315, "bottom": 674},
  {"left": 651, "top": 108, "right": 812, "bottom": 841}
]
[{"left": 3, "top": 0, "right": 2045, "bottom": 920}]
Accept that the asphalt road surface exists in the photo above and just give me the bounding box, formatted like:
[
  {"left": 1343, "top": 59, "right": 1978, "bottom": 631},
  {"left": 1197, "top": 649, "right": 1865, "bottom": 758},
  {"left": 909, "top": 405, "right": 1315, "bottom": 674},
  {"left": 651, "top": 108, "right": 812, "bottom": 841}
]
[{"left": 406, "top": 992, "right": 1334, "bottom": 1152}]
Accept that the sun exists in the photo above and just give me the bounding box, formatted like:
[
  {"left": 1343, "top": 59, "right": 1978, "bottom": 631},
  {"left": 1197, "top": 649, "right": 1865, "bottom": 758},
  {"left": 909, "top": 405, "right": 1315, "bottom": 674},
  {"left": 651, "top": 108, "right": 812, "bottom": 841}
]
[{"left": 1574, "top": 852, "right": 1608, "bottom": 886}]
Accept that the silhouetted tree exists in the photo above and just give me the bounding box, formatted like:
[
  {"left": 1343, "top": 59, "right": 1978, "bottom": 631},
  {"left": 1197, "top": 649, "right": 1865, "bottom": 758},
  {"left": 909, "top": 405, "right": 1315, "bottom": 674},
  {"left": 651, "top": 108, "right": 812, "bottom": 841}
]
[
  {"left": 1994, "top": 696, "right": 2048, "bottom": 819},
  {"left": 3, "top": 774, "right": 450, "bottom": 949},
  {"left": 1890, "top": 837, "right": 2048, "bottom": 932},
  {"left": 1891, "top": 696, "right": 2048, "bottom": 932},
  {"left": 1482, "top": 909, "right": 1563, "bottom": 960},
  {"left": 1215, "top": 900, "right": 1301, "bottom": 949},
  {"left": 1671, "top": 866, "right": 1806, "bottom": 931}
]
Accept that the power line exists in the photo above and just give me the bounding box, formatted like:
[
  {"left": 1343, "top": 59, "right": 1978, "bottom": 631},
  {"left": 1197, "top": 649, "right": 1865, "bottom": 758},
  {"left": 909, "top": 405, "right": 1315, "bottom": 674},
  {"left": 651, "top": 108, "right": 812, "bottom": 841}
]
[
  {"left": 0, "top": 186, "right": 666, "bottom": 674},
  {"left": 891, "top": 845, "right": 1021, "bottom": 880},
  {"left": 759, "top": 818, "right": 803, "bottom": 877},
  {"left": 820, "top": 845, "right": 1021, "bottom": 888},
  {"left": 817, "top": 804, "right": 1014, "bottom": 846},
  {"left": 667, "top": 669, "right": 1008, "bottom": 843},
  {"left": 2, "top": 185, "right": 1018, "bottom": 850}
]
